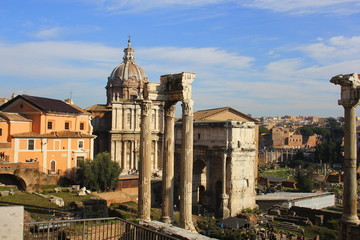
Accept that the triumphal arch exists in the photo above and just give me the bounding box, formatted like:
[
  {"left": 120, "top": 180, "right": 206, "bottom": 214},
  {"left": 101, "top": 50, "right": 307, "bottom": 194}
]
[{"left": 138, "top": 72, "right": 197, "bottom": 231}]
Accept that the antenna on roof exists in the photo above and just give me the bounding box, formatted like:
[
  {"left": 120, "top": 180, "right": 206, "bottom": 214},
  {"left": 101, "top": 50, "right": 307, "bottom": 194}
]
[{"left": 70, "top": 92, "right": 73, "bottom": 99}]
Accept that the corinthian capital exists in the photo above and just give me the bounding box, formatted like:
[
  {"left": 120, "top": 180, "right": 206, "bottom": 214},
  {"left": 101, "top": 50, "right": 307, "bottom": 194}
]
[
  {"left": 141, "top": 100, "right": 152, "bottom": 116},
  {"left": 181, "top": 100, "right": 193, "bottom": 116},
  {"left": 164, "top": 102, "right": 176, "bottom": 118},
  {"left": 330, "top": 73, "right": 360, "bottom": 88}
]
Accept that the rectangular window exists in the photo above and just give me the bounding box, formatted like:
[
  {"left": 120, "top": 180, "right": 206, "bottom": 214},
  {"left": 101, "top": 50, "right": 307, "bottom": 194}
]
[
  {"left": 76, "top": 156, "right": 85, "bottom": 167},
  {"left": 80, "top": 122, "right": 85, "bottom": 130},
  {"left": 0, "top": 128, "right": 2, "bottom": 136},
  {"left": 47, "top": 121, "right": 53, "bottom": 130},
  {"left": 78, "top": 140, "right": 84, "bottom": 149},
  {"left": 65, "top": 122, "right": 70, "bottom": 130},
  {"left": 28, "top": 139, "right": 34, "bottom": 150}
]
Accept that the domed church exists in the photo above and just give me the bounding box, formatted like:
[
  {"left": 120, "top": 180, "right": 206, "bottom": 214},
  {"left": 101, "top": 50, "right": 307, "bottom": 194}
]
[{"left": 87, "top": 40, "right": 164, "bottom": 175}]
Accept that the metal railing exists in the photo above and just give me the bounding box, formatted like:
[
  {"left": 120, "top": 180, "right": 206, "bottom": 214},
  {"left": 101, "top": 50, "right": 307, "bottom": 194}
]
[{"left": 24, "top": 217, "right": 180, "bottom": 240}]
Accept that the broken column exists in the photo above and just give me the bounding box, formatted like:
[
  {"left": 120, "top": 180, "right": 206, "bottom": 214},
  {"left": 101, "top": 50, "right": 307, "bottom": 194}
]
[{"left": 330, "top": 73, "right": 360, "bottom": 240}]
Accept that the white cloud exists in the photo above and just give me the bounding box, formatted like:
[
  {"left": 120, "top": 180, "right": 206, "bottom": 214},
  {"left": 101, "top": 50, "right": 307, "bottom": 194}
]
[
  {"left": 91, "top": 0, "right": 225, "bottom": 12},
  {"left": 297, "top": 36, "right": 360, "bottom": 64},
  {"left": 0, "top": 41, "right": 119, "bottom": 80},
  {"left": 138, "top": 47, "right": 254, "bottom": 70},
  {"left": 32, "top": 27, "right": 63, "bottom": 39},
  {"left": 0, "top": 41, "right": 254, "bottom": 108},
  {"left": 240, "top": 0, "right": 360, "bottom": 15},
  {"left": 86, "top": 0, "right": 360, "bottom": 14},
  {"left": 0, "top": 36, "right": 354, "bottom": 116}
]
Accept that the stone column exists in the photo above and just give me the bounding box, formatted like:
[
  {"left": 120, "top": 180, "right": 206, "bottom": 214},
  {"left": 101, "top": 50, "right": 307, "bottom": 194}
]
[
  {"left": 179, "top": 100, "right": 196, "bottom": 231},
  {"left": 330, "top": 73, "right": 360, "bottom": 240},
  {"left": 154, "top": 140, "right": 158, "bottom": 169},
  {"left": 138, "top": 100, "right": 152, "bottom": 222},
  {"left": 220, "top": 153, "right": 230, "bottom": 218},
  {"left": 111, "top": 140, "right": 115, "bottom": 161},
  {"left": 161, "top": 102, "right": 176, "bottom": 224},
  {"left": 340, "top": 103, "right": 359, "bottom": 239}
]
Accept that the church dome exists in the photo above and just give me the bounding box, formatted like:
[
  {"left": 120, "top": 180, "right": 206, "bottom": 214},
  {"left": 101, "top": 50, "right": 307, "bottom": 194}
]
[
  {"left": 108, "top": 40, "right": 147, "bottom": 82},
  {"left": 106, "top": 40, "right": 148, "bottom": 103}
]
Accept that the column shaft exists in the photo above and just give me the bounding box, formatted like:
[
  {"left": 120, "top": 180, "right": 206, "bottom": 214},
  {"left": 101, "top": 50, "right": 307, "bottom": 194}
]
[
  {"left": 139, "top": 100, "right": 152, "bottom": 222},
  {"left": 161, "top": 103, "right": 176, "bottom": 223},
  {"left": 179, "top": 100, "right": 196, "bottom": 231},
  {"left": 342, "top": 105, "right": 359, "bottom": 222}
]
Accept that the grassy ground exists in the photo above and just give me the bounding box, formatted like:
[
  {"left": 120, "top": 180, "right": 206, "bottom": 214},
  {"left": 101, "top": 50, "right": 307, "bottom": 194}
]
[
  {"left": 260, "top": 167, "right": 293, "bottom": 179},
  {"left": 0, "top": 191, "right": 94, "bottom": 221}
]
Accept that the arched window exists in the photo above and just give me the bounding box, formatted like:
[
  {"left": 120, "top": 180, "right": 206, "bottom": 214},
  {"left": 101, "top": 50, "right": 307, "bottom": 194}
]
[{"left": 50, "top": 160, "right": 56, "bottom": 173}]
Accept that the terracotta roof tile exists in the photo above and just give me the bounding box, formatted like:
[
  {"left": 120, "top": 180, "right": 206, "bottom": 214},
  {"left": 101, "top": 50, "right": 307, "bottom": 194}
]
[
  {"left": 0, "top": 111, "right": 31, "bottom": 122},
  {"left": 86, "top": 104, "right": 110, "bottom": 112},
  {"left": 0, "top": 95, "right": 82, "bottom": 114},
  {"left": 12, "top": 131, "right": 95, "bottom": 138},
  {"left": 68, "top": 104, "right": 90, "bottom": 114},
  {"left": 193, "top": 106, "right": 258, "bottom": 122}
]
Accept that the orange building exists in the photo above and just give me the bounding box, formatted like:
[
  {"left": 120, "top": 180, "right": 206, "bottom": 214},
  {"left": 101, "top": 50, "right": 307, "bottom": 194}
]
[{"left": 0, "top": 95, "right": 95, "bottom": 179}]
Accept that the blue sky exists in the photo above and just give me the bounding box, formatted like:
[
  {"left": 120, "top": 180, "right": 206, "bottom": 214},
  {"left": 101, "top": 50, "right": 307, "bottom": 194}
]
[{"left": 1, "top": 0, "right": 360, "bottom": 117}]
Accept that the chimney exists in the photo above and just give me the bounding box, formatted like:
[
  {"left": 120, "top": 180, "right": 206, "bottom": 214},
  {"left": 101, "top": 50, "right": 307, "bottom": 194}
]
[{"left": 64, "top": 98, "right": 73, "bottom": 104}]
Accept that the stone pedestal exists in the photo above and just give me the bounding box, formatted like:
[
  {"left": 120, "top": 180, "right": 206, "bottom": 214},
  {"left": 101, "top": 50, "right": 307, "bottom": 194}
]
[{"left": 139, "top": 100, "right": 152, "bottom": 222}]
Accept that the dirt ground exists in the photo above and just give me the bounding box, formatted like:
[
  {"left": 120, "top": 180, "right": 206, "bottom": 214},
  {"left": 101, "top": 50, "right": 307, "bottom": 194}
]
[{"left": 93, "top": 188, "right": 138, "bottom": 205}]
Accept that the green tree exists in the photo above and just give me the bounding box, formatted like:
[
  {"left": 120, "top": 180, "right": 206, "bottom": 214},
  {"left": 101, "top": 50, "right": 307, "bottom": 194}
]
[
  {"left": 295, "top": 170, "right": 314, "bottom": 192},
  {"left": 76, "top": 152, "right": 121, "bottom": 192},
  {"left": 300, "top": 127, "right": 314, "bottom": 138},
  {"left": 315, "top": 140, "right": 342, "bottom": 164},
  {"left": 259, "top": 126, "right": 270, "bottom": 134}
]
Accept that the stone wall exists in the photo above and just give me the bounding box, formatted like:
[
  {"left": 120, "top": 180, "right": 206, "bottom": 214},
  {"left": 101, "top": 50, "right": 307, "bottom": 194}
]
[{"left": 290, "top": 206, "right": 342, "bottom": 225}]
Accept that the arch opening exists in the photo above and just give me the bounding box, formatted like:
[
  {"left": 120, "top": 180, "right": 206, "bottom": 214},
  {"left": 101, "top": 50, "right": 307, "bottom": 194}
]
[{"left": 0, "top": 174, "right": 26, "bottom": 191}]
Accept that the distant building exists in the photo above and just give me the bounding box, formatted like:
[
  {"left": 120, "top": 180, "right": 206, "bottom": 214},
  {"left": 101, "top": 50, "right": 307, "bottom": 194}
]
[
  {"left": 256, "top": 192, "right": 335, "bottom": 211},
  {"left": 0, "top": 95, "right": 95, "bottom": 179},
  {"left": 174, "top": 107, "right": 259, "bottom": 217},
  {"left": 271, "top": 127, "right": 303, "bottom": 149}
]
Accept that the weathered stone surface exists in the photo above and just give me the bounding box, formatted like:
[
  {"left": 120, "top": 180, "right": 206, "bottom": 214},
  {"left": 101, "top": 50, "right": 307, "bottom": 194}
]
[
  {"left": 50, "top": 197, "right": 64, "bottom": 207},
  {"left": 0, "top": 191, "right": 9, "bottom": 197},
  {"left": 0, "top": 206, "right": 23, "bottom": 240},
  {"left": 142, "top": 221, "right": 215, "bottom": 240}
]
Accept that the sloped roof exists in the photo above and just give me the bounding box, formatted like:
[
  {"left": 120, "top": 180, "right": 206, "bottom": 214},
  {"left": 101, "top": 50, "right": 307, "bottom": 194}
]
[
  {"left": 0, "top": 111, "right": 31, "bottom": 122},
  {"left": 86, "top": 104, "right": 111, "bottom": 112},
  {"left": 12, "top": 131, "right": 95, "bottom": 138},
  {"left": 68, "top": 104, "right": 90, "bottom": 114},
  {"left": 193, "top": 107, "right": 258, "bottom": 122},
  {"left": 0, "top": 95, "right": 82, "bottom": 114}
]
